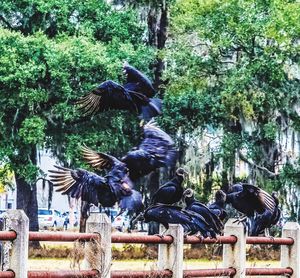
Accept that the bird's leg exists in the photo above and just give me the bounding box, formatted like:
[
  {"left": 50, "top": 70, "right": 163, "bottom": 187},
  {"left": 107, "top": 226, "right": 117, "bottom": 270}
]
[
  {"left": 196, "top": 233, "right": 205, "bottom": 243},
  {"left": 130, "top": 212, "right": 144, "bottom": 229},
  {"left": 154, "top": 227, "right": 169, "bottom": 239},
  {"left": 183, "top": 231, "right": 191, "bottom": 238},
  {"left": 264, "top": 228, "right": 275, "bottom": 240}
]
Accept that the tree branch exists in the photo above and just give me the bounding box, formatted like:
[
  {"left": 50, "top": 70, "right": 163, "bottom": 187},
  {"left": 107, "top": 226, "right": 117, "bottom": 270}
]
[
  {"left": 238, "top": 150, "right": 278, "bottom": 177},
  {"left": 0, "top": 15, "right": 13, "bottom": 30}
]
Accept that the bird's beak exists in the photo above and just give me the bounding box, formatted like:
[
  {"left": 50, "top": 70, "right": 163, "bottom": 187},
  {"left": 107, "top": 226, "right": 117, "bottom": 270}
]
[{"left": 121, "top": 182, "right": 131, "bottom": 193}]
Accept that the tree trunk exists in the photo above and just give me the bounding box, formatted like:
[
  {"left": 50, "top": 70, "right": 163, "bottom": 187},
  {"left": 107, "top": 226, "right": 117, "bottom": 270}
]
[
  {"left": 16, "top": 176, "right": 39, "bottom": 232},
  {"left": 15, "top": 175, "right": 40, "bottom": 248},
  {"left": 147, "top": 0, "right": 168, "bottom": 93}
]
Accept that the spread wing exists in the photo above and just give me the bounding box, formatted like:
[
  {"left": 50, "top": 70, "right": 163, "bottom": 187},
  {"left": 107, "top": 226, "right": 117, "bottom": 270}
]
[
  {"left": 81, "top": 145, "right": 124, "bottom": 171},
  {"left": 242, "top": 183, "right": 276, "bottom": 213},
  {"left": 122, "top": 120, "right": 177, "bottom": 180},
  {"left": 48, "top": 166, "right": 108, "bottom": 206},
  {"left": 123, "top": 63, "right": 156, "bottom": 98},
  {"left": 77, "top": 80, "right": 149, "bottom": 116}
]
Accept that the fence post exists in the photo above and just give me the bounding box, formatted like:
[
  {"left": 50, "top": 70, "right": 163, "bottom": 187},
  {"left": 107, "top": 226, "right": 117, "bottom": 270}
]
[
  {"left": 85, "top": 213, "right": 111, "bottom": 278},
  {"left": 281, "top": 222, "right": 300, "bottom": 278},
  {"left": 4, "top": 210, "right": 29, "bottom": 278},
  {"left": 158, "top": 224, "right": 184, "bottom": 278},
  {"left": 223, "top": 218, "right": 246, "bottom": 277}
]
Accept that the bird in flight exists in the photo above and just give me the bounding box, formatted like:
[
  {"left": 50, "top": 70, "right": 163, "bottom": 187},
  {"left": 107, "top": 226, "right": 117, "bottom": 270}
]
[{"left": 77, "top": 63, "right": 162, "bottom": 120}]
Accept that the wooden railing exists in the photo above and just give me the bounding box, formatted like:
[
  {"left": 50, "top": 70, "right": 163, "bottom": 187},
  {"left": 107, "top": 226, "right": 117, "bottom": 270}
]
[{"left": 0, "top": 210, "right": 299, "bottom": 277}]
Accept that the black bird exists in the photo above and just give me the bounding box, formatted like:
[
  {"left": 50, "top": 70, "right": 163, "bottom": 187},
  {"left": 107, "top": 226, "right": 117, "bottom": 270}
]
[
  {"left": 182, "top": 189, "right": 224, "bottom": 236},
  {"left": 123, "top": 62, "right": 156, "bottom": 98},
  {"left": 224, "top": 183, "right": 277, "bottom": 224},
  {"left": 151, "top": 168, "right": 188, "bottom": 205},
  {"left": 246, "top": 192, "right": 281, "bottom": 236},
  {"left": 143, "top": 204, "right": 218, "bottom": 238},
  {"left": 208, "top": 190, "right": 227, "bottom": 221},
  {"left": 48, "top": 164, "right": 142, "bottom": 219},
  {"left": 77, "top": 63, "right": 161, "bottom": 120},
  {"left": 82, "top": 120, "right": 177, "bottom": 181}
]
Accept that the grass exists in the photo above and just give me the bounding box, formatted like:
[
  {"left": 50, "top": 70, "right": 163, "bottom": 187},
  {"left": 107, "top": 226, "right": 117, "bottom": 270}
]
[{"left": 28, "top": 258, "right": 280, "bottom": 271}]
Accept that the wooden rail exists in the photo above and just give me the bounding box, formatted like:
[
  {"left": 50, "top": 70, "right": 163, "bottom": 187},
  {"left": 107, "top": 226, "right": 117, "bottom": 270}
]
[{"left": 0, "top": 210, "right": 299, "bottom": 278}]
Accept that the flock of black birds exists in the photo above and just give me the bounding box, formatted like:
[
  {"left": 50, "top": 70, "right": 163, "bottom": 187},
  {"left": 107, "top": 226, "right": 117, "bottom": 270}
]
[{"left": 48, "top": 63, "right": 281, "bottom": 238}]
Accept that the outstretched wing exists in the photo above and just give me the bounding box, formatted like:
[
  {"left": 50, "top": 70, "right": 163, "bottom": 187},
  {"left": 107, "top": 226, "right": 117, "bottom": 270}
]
[
  {"left": 122, "top": 120, "right": 177, "bottom": 180},
  {"left": 77, "top": 80, "right": 148, "bottom": 116},
  {"left": 242, "top": 184, "right": 276, "bottom": 213},
  {"left": 123, "top": 63, "right": 156, "bottom": 98},
  {"left": 48, "top": 165, "right": 108, "bottom": 206},
  {"left": 81, "top": 145, "right": 124, "bottom": 171}
]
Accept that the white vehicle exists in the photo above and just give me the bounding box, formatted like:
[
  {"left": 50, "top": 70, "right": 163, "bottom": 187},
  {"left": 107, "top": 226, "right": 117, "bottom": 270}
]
[
  {"left": 38, "top": 208, "right": 64, "bottom": 229},
  {"left": 112, "top": 214, "right": 130, "bottom": 232}
]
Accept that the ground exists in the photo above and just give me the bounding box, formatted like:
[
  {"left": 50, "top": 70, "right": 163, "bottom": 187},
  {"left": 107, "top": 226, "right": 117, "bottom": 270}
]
[{"left": 29, "top": 258, "right": 280, "bottom": 278}]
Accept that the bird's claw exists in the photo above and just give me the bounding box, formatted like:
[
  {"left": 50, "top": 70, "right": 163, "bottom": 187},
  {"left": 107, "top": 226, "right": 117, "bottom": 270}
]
[{"left": 154, "top": 233, "right": 165, "bottom": 239}]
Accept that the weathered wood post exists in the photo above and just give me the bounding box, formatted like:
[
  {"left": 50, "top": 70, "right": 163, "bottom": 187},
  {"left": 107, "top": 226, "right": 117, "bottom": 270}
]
[
  {"left": 281, "top": 222, "right": 300, "bottom": 278},
  {"left": 223, "top": 218, "right": 246, "bottom": 277},
  {"left": 158, "top": 224, "right": 184, "bottom": 278},
  {"left": 85, "top": 213, "right": 111, "bottom": 278},
  {"left": 5, "top": 210, "right": 29, "bottom": 277}
]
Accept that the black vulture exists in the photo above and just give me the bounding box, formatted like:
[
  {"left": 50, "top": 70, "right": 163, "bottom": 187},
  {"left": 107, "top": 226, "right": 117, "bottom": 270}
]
[
  {"left": 182, "top": 189, "right": 224, "bottom": 236},
  {"left": 48, "top": 164, "right": 142, "bottom": 220},
  {"left": 77, "top": 63, "right": 161, "bottom": 120},
  {"left": 82, "top": 120, "right": 177, "bottom": 181},
  {"left": 123, "top": 62, "right": 156, "bottom": 98},
  {"left": 246, "top": 192, "right": 281, "bottom": 236},
  {"left": 151, "top": 168, "right": 188, "bottom": 205},
  {"left": 143, "top": 204, "right": 218, "bottom": 238},
  {"left": 224, "top": 183, "right": 277, "bottom": 219},
  {"left": 208, "top": 190, "right": 227, "bottom": 221}
]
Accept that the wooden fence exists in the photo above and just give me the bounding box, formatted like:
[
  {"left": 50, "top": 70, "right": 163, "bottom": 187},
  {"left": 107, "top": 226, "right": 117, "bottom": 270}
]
[{"left": 0, "top": 210, "right": 299, "bottom": 277}]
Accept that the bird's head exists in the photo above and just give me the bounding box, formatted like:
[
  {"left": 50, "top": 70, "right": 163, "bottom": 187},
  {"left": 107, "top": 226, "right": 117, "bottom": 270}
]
[
  {"left": 182, "top": 188, "right": 194, "bottom": 205},
  {"left": 176, "top": 168, "right": 188, "bottom": 178},
  {"left": 215, "top": 190, "right": 226, "bottom": 203},
  {"left": 183, "top": 188, "right": 194, "bottom": 198}
]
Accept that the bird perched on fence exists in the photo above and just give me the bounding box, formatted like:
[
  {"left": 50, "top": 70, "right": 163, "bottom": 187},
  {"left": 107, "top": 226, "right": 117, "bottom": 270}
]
[
  {"left": 208, "top": 190, "right": 228, "bottom": 221},
  {"left": 246, "top": 192, "right": 281, "bottom": 236},
  {"left": 223, "top": 183, "right": 280, "bottom": 235},
  {"left": 224, "top": 183, "right": 277, "bottom": 220},
  {"left": 77, "top": 63, "right": 161, "bottom": 120},
  {"left": 150, "top": 168, "right": 188, "bottom": 205},
  {"left": 182, "top": 188, "right": 224, "bottom": 236},
  {"left": 143, "top": 204, "right": 218, "bottom": 238},
  {"left": 82, "top": 120, "right": 177, "bottom": 181}
]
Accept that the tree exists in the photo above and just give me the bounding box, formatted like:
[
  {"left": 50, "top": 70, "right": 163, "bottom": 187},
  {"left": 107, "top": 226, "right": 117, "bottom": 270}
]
[
  {"left": 0, "top": 0, "right": 155, "bottom": 230},
  {"left": 163, "top": 0, "right": 300, "bottom": 207}
]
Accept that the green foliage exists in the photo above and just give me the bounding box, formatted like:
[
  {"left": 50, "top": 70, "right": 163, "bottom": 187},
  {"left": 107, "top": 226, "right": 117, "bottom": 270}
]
[
  {"left": 0, "top": 0, "right": 145, "bottom": 44},
  {"left": 165, "top": 0, "right": 300, "bottom": 194},
  {"left": 0, "top": 1, "right": 154, "bottom": 183},
  {"left": 19, "top": 116, "right": 46, "bottom": 145},
  {"left": 0, "top": 164, "right": 14, "bottom": 191},
  {"left": 262, "top": 122, "right": 278, "bottom": 141}
]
